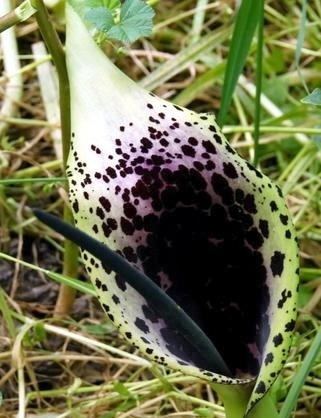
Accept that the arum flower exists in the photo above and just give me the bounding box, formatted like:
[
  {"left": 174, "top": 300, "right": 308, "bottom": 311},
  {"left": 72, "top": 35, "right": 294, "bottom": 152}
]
[{"left": 59, "top": 3, "right": 299, "bottom": 415}]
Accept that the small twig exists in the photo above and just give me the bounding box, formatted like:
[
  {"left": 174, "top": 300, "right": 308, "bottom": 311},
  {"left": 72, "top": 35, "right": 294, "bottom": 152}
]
[{"left": 0, "top": 0, "right": 36, "bottom": 33}]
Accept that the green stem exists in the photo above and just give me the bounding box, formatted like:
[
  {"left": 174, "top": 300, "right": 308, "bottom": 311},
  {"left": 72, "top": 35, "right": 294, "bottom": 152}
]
[
  {"left": 31, "top": 0, "right": 70, "bottom": 164},
  {"left": 253, "top": 0, "right": 264, "bottom": 167},
  {"left": 31, "top": 0, "right": 78, "bottom": 316},
  {"left": 0, "top": 0, "right": 36, "bottom": 33},
  {"left": 212, "top": 384, "right": 279, "bottom": 418}
]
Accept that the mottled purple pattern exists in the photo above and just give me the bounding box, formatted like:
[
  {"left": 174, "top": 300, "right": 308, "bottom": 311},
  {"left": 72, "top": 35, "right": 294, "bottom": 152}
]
[
  {"left": 67, "top": 97, "right": 297, "bottom": 380},
  {"left": 66, "top": 4, "right": 299, "bottom": 412}
]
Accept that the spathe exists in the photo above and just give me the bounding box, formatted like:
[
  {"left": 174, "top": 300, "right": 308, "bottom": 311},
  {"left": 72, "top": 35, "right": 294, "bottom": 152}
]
[
  {"left": 33, "top": 208, "right": 232, "bottom": 378},
  {"left": 64, "top": 3, "right": 299, "bottom": 414}
]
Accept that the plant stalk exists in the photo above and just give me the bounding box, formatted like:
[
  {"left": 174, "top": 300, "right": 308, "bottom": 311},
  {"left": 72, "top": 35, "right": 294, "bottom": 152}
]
[
  {"left": 31, "top": 0, "right": 78, "bottom": 316},
  {"left": 212, "top": 384, "right": 279, "bottom": 418}
]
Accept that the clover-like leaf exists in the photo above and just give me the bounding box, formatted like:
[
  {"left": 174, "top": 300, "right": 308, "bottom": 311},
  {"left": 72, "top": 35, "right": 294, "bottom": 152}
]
[
  {"left": 85, "top": 7, "right": 114, "bottom": 32},
  {"left": 301, "top": 88, "right": 321, "bottom": 106},
  {"left": 106, "top": 0, "right": 155, "bottom": 43},
  {"left": 65, "top": 4, "right": 299, "bottom": 415}
]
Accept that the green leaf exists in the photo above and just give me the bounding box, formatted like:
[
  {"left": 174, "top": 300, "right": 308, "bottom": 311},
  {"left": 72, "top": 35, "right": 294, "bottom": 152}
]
[
  {"left": 194, "top": 407, "right": 215, "bottom": 418},
  {"left": 70, "top": 0, "right": 120, "bottom": 20},
  {"left": 85, "top": 7, "right": 114, "bottom": 31},
  {"left": 107, "top": 0, "right": 155, "bottom": 43},
  {"left": 87, "top": 0, "right": 120, "bottom": 9},
  {"left": 218, "top": 0, "right": 263, "bottom": 126},
  {"left": 81, "top": 322, "right": 116, "bottom": 335},
  {"left": 301, "top": 88, "right": 321, "bottom": 106},
  {"left": 72, "top": 0, "right": 155, "bottom": 43},
  {"left": 280, "top": 328, "right": 321, "bottom": 418},
  {"left": 113, "top": 381, "right": 135, "bottom": 399},
  {"left": 262, "top": 77, "right": 288, "bottom": 107},
  {"left": 298, "top": 284, "right": 313, "bottom": 308}
]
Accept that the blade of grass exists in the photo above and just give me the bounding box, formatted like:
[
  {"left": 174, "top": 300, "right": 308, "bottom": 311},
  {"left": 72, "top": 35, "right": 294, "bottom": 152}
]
[
  {"left": 217, "top": 0, "right": 262, "bottom": 126},
  {"left": 190, "top": 0, "right": 208, "bottom": 45},
  {"left": 0, "top": 251, "right": 95, "bottom": 296},
  {"left": 0, "top": 287, "right": 16, "bottom": 338},
  {"left": 295, "top": 0, "right": 309, "bottom": 94},
  {"left": 280, "top": 327, "right": 321, "bottom": 418},
  {"left": 173, "top": 62, "right": 225, "bottom": 107},
  {"left": 300, "top": 268, "right": 321, "bottom": 281},
  {"left": 253, "top": 0, "right": 264, "bottom": 167},
  {"left": 0, "top": 177, "right": 66, "bottom": 185}
]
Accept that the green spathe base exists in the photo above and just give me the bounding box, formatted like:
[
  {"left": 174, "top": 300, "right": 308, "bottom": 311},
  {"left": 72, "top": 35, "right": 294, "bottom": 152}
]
[{"left": 212, "top": 384, "right": 279, "bottom": 418}]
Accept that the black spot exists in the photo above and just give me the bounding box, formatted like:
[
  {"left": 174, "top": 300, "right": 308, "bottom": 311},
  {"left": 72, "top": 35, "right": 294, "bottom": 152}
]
[
  {"left": 115, "top": 273, "right": 127, "bottom": 291},
  {"left": 181, "top": 145, "right": 196, "bottom": 157},
  {"left": 135, "top": 317, "right": 150, "bottom": 334},
  {"left": 102, "top": 303, "right": 110, "bottom": 312},
  {"left": 273, "top": 333, "right": 283, "bottom": 347},
  {"left": 270, "top": 251, "right": 285, "bottom": 276},
  {"left": 256, "top": 381, "right": 266, "bottom": 394},
  {"left": 106, "top": 167, "right": 117, "bottom": 179},
  {"left": 278, "top": 289, "right": 292, "bottom": 309},
  {"left": 223, "top": 162, "right": 238, "bottom": 179},
  {"left": 280, "top": 214, "right": 289, "bottom": 225},
  {"left": 99, "top": 196, "right": 111, "bottom": 212},
  {"left": 188, "top": 137, "right": 198, "bottom": 146},
  {"left": 124, "top": 202, "right": 137, "bottom": 219},
  {"left": 270, "top": 201, "right": 278, "bottom": 212},
  {"left": 72, "top": 200, "right": 79, "bottom": 213},
  {"left": 112, "top": 294, "right": 120, "bottom": 304},
  {"left": 264, "top": 353, "right": 274, "bottom": 365},
  {"left": 285, "top": 319, "right": 295, "bottom": 332},
  {"left": 121, "top": 217, "right": 135, "bottom": 236},
  {"left": 202, "top": 140, "right": 217, "bottom": 154}
]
